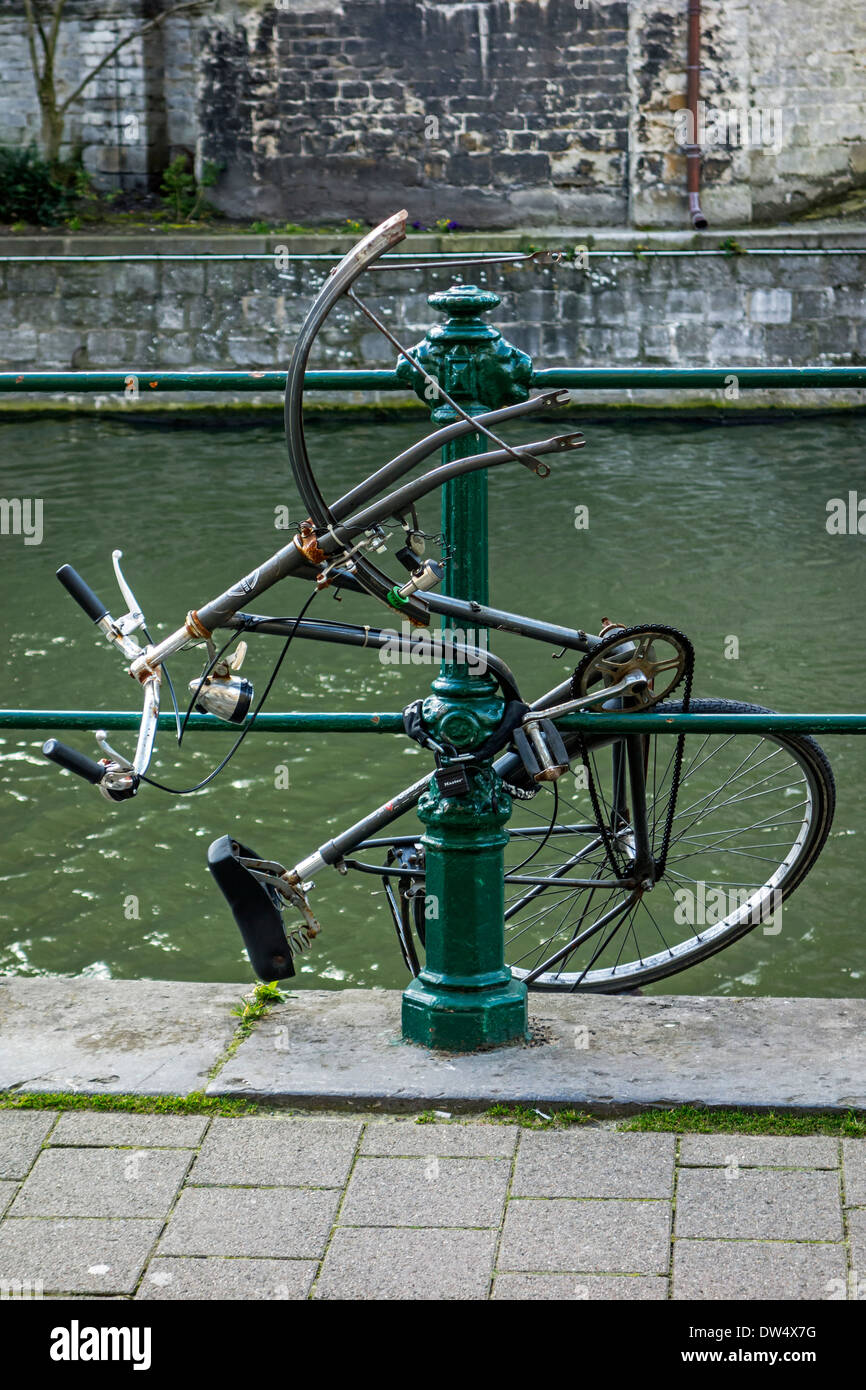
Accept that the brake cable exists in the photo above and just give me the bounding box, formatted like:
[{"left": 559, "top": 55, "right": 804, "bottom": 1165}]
[
  {"left": 142, "top": 624, "right": 181, "bottom": 744},
  {"left": 508, "top": 781, "right": 560, "bottom": 873},
  {"left": 140, "top": 589, "right": 319, "bottom": 796},
  {"left": 177, "top": 630, "right": 241, "bottom": 747}
]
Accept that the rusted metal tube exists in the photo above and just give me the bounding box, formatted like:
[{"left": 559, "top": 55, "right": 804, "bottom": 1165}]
[{"left": 686, "top": 0, "right": 708, "bottom": 228}]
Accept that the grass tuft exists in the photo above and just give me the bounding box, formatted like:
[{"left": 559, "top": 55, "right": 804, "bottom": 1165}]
[
  {"left": 484, "top": 1103, "right": 595, "bottom": 1130},
  {"left": 230, "top": 981, "right": 286, "bottom": 1040},
  {"left": 620, "top": 1106, "right": 866, "bottom": 1137},
  {"left": 0, "top": 1090, "right": 257, "bottom": 1116}
]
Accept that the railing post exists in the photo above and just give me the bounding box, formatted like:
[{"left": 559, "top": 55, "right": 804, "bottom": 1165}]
[{"left": 395, "top": 284, "right": 531, "bottom": 1050}]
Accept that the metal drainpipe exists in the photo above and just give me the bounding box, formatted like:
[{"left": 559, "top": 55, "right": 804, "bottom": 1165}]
[{"left": 686, "top": 0, "right": 708, "bottom": 228}]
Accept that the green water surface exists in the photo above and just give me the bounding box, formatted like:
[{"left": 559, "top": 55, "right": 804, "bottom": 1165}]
[{"left": 0, "top": 411, "right": 863, "bottom": 997}]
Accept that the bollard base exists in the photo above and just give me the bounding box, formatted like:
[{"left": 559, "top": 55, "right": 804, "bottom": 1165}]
[{"left": 402, "top": 973, "right": 528, "bottom": 1052}]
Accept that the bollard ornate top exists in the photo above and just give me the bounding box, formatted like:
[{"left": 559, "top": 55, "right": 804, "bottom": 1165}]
[
  {"left": 427, "top": 283, "right": 501, "bottom": 316},
  {"left": 396, "top": 282, "right": 532, "bottom": 414}
]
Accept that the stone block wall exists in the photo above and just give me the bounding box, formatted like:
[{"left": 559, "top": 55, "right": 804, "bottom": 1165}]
[{"left": 1, "top": 232, "right": 863, "bottom": 409}]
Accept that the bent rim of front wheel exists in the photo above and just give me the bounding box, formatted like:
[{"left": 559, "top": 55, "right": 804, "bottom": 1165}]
[{"left": 503, "top": 698, "right": 836, "bottom": 993}]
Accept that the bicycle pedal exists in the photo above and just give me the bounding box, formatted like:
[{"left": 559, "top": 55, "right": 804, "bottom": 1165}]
[
  {"left": 514, "top": 719, "right": 570, "bottom": 782},
  {"left": 207, "top": 835, "right": 296, "bottom": 981},
  {"left": 434, "top": 763, "right": 472, "bottom": 798}
]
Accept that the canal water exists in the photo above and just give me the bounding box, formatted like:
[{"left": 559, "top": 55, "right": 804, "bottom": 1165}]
[{"left": 1, "top": 410, "right": 864, "bottom": 997}]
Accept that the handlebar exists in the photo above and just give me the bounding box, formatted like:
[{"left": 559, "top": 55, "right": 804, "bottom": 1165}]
[
  {"left": 43, "top": 737, "right": 139, "bottom": 801},
  {"left": 56, "top": 564, "right": 109, "bottom": 624},
  {"left": 47, "top": 555, "right": 160, "bottom": 798},
  {"left": 42, "top": 738, "right": 106, "bottom": 785}
]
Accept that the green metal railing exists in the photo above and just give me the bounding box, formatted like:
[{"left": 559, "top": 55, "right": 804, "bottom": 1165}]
[
  {"left": 3, "top": 367, "right": 866, "bottom": 392},
  {"left": 2, "top": 247, "right": 864, "bottom": 264},
  {"left": 2, "top": 711, "right": 865, "bottom": 735}
]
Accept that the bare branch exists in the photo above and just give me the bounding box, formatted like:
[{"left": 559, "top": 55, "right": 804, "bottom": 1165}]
[
  {"left": 59, "top": 0, "right": 205, "bottom": 115},
  {"left": 22, "top": 0, "right": 48, "bottom": 74},
  {"left": 47, "top": 0, "right": 70, "bottom": 62}
]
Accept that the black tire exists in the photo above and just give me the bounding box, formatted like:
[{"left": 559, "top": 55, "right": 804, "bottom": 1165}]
[{"left": 502, "top": 699, "right": 836, "bottom": 991}]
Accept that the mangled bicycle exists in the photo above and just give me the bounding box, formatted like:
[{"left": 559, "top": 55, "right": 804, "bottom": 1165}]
[{"left": 43, "top": 212, "right": 835, "bottom": 993}]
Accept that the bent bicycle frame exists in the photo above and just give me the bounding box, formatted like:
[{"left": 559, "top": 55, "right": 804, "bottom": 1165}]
[
  {"left": 37, "top": 209, "right": 858, "bottom": 1013},
  {"left": 219, "top": 598, "right": 639, "bottom": 882}
]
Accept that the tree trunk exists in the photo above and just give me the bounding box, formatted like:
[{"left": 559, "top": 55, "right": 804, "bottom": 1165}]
[{"left": 38, "top": 71, "right": 65, "bottom": 169}]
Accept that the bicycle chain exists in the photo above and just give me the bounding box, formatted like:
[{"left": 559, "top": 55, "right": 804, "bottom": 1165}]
[
  {"left": 569, "top": 625, "right": 695, "bottom": 881},
  {"left": 501, "top": 779, "right": 539, "bottom": 801}
]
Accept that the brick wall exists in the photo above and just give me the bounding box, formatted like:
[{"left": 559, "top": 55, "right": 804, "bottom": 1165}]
[
  {"left": 1, "top": 1, "right": 865, "bottom": 226},
  {"left": 199, "top": 0, "right": 630, "bottom": 226}
]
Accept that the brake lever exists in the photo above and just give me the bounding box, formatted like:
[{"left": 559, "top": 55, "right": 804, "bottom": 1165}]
[
  {"left": 95, "top": 730, "right": 133, "bottom": 769},
  {"left": 111, "top": 549, "right": 146, "bottom": 636},
  {"left": 101, "top": 552, "right": 161, "bottom": 782}
]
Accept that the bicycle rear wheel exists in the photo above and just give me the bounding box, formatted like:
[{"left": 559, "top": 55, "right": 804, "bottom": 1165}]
[{"left": 503, "top": 699, "right": 835, "bottom": 991}]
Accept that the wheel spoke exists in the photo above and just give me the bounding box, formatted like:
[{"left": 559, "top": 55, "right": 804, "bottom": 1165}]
[{"left": 499, "top": 711, "right": 830, "bottom": 992}]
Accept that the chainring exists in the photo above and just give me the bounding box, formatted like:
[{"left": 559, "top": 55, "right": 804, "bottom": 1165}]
[{"left": 571, "top": 623, "right": 694, "bottom": 710}]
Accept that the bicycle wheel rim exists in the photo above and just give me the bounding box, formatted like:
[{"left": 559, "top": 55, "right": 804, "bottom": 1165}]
[{"left": 503, "top": 699, "right": 835, "bottom": 992}]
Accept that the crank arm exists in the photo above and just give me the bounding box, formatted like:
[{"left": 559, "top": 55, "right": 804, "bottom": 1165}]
[{"left": 522, "top": 669, "right": 649, "bottom": 724}]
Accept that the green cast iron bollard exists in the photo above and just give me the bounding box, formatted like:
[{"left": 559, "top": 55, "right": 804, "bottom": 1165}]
[{"left": 395, "top": 285, "right": 532, "bottom": 1050}]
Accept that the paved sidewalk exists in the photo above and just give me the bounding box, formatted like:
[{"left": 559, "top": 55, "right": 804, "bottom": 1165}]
[{"left": 0, "top": 1110, "right": 862, "bottom": 1300}]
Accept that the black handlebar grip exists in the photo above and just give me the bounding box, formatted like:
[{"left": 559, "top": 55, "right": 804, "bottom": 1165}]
[
  {"left": 42, "top": 738, "right": 107, "bottom": 786},
  {"left": 56, "top": 564, "right": 109, "bottom": 623}
]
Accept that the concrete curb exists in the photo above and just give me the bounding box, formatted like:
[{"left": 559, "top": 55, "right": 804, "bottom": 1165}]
[
  {"left": 1, "top": 979, "right": 864, "bottom": 1113},
  {"left": 0, "top": 979, "right": 240, "bottom": 1096},
  {"left": 208, "top": 989, "right": 866, "bottom": 1113}
]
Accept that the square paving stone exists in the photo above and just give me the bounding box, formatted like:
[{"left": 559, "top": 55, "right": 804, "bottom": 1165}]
[
  {"left": 513, "top": 1130, "right": 675, "bottom": 1199},
  {"left": 158, "top": 1187, "right": 339, "bottom": 1259},
  {"left": 492, "top": 1273, "right": 667, "bottom": 1300},
  {"left": 0, "top": 1182, "right": 18, "bottom": 1216},
  {"left": 0, "top": 1111, "right": 56, "bottom": 1178},
  {"left": 190, "top": 1117, "right": 361, "bottom": 1188},
  {"left": 675, "top": 1168, "right": 842, "bottom": 1241},
  {"left": 315, "top": 1227, "right": 497, "bottom": 1300},
  {"left": 842, "top": 1139, "right": 866, "bottom": 1206},
  {"left": 679, "top": 1135, "right": 839, "bottom": 1169},
  {"left": 136, "top": 1257, "right": 316, "bottom": 1300},
  {"left": 499, "top": 1199, "right": 671, "bottom": 1275},
  {"left": 9, "top": 1147, "right": 192, "bottom": 1219},
  {"left": 49, "top": 1112, "right": 210, "bottom": 1149},
  {"left": 339, "top": 1157, "right": 510, "bottom": 1228},
  {"left": 0, "top": 1218, "right": 162, "bottom": 1294},
  {"left": 673, "top": 1240, "right": 846, "bottom": 1300},
  {"left": 360, "top": 1121, "right": 518, "bottom": 1158}
]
